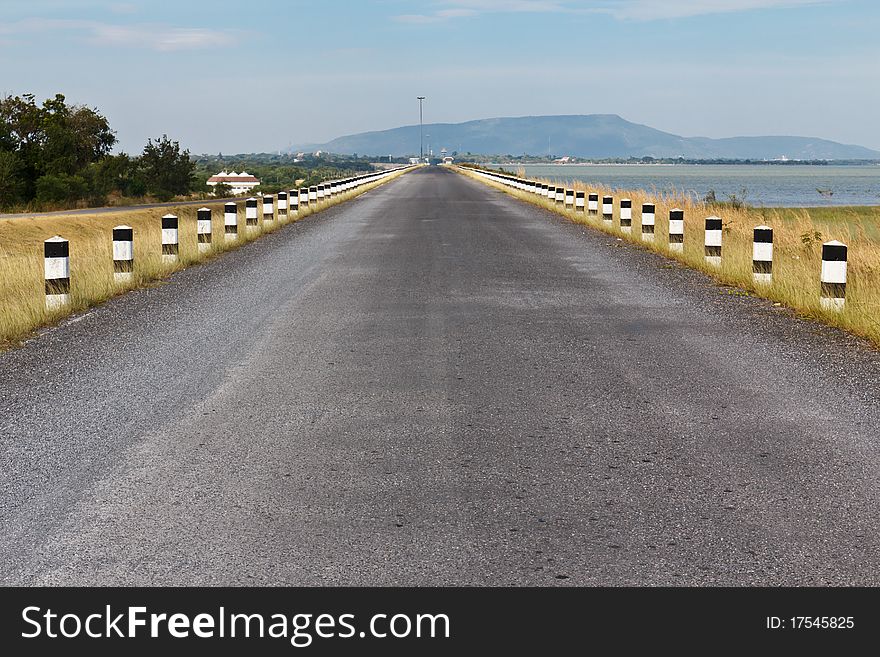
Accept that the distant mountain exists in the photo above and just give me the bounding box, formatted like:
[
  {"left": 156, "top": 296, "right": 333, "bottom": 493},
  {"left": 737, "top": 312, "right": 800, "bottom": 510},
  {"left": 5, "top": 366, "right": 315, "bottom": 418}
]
[{"left": 294, "top": 115, "right": 880, "bottom": 160}]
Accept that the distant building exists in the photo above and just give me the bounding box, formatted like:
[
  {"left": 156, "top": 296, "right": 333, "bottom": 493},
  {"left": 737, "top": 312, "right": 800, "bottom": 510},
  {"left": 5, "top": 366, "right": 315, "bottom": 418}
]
[
  {"left": 409, "top": 157, "right": 420, "bottom": 165},
  {"left": 206, "top": 171, "right": 261, "bottom": 195},
  {"left": 442, "top": 156, "right": 454, "bottom": 165}
]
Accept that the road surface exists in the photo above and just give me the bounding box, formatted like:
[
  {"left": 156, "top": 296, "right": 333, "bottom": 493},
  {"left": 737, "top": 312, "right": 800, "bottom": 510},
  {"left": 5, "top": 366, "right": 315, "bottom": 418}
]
[
  {"left": 1, "top": 166, "right": 879, "bottom": 585},
  {"left": 0, "top": 195, "right": 248, "bottom": 220}
]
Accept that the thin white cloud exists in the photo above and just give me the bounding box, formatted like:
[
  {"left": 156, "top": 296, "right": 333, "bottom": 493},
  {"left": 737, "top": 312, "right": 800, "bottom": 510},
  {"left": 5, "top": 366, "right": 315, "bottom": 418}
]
[
  {"left": 393, "top": 0, "right": 836, "bottom": 23},
  {"left": 89, "top": 24, "right": 235, "bottom": 50},
  {"left": 394, "top": 0, "right": 564, "bottom": 22},
  {"left": 600, "top": 0, "right": 835, "bottom": 21},
  {"left": 0, "top": 17, "right": 238, "bottom": 51}
]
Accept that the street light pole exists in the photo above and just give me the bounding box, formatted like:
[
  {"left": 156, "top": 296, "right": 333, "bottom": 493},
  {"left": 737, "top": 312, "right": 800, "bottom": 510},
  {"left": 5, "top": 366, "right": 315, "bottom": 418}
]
[{"left": 417, "top": 96, "right": 425, "bottom": 162}]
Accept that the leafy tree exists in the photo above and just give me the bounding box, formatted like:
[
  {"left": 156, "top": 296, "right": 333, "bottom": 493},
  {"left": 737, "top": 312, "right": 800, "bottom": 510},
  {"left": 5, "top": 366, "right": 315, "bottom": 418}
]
[
  {"left": 0, "top": 93, "right": 45, "bottom": 200},
  {"left": 86, "top": 153, "right": 141, "bottom": 199},
  {"left": 139, "top": 134, "right": 195, "bottom": 200},
  {"left": 0, "top": 93, "right": 116, "bottom": 206},
  {"left": 35, "top": 173, "right": 87, "bottom": 204},
  {"left": 40, "top": 94, "right": 116, "bottom": 176},
  {"left": 0, "top": 150, "right": 25, "bottom": 206},
  {"left": 212, "top": 181, "right": 232, "bottom": 197}
]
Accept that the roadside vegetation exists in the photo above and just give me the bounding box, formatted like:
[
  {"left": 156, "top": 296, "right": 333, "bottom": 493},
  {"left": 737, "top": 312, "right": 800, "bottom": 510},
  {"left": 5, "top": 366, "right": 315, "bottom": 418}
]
[
  {"left": 1, "top": 93, "right": 196, "bottom": 211},
  {"left": 458, "top": 165, "right": 880, "bottom": 347},
  {"left": 191, "top": 152, "right": 405, "bottom": 195},
  {"left": 1, "top": 92, "right": 403, "bottom": 213}
]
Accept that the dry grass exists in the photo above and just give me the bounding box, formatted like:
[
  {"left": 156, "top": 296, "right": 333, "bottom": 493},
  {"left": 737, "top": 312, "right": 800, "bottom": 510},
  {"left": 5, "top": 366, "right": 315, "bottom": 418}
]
[
  {"left": 459, "top": 167, "right": 880, "bottom": 347},
  {"left": 0, "top": 171, "right": 407, "bottom": 349}
]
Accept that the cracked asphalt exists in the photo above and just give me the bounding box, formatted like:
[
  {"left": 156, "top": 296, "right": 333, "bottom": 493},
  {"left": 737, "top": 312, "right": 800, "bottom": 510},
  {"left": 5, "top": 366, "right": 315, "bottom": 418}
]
[{"left": 1, "top": 166, "right": 879, "bottom": 585}]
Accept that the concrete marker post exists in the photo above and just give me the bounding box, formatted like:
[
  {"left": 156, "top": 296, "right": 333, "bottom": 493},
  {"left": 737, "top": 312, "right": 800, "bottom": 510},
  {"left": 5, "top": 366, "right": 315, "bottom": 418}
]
[
  {"left": 44, "top": 236, "right": 70, "bottom": 309},
  {"left": 575, "top": 190, "right": 585, "bottom": 212},
  {"left": 565, "top": 189, "right": 575, "bottom": 210},
  {"left": 299, "top": 188, "right": 309, "bottom": 209},
  {"left": 197, "top": 208, "right": 212, "bottom": 253},
  {"left": 277, "top": 191, "right": 288, "bottom": 221},
  {"left": 620, "top": 199, "right": 632, "bottom": 234},
  {"left": 820, "top": 240, "right": 847, "bottom": 311},
  {"left": 224, "top": 202, "right": 238, "bottom": 242},
  {"left": 752, "top": 226, "right": 773, "bottom": 285},
  {"left": 289, "top": 189, "right": 299, "bottom": 215},
  {"left": 161, "top": 214, "right": 179, "bottom": 263},
  {"left": 704, "top": 215, "right": 722, "bottom": 267},
  {"left": 602, "top": 196, "right": 613, "bottom": 224},
  {"left": 588, "top": 193, "right": 598, "bottom": 216},
  {"left": 668, "top": 209, "right": 684, "bottom": 253},
  {"left": 245, "top": 197, "right": 259, "bottom": 234},
  {"left": 309, "top": 186, "right": 318, "bottom": 204},
  {"left": 112, "top": 225, "right": 134, "bottom": 284},
  {"left": 262, "top": 194, "right": 275, "bottom": 224},
  {"left": 555, "top": 187, "right": 565, "bottom": 204},
  {"left": 641, "top": 203, "right": 655, "bottom": 242}
]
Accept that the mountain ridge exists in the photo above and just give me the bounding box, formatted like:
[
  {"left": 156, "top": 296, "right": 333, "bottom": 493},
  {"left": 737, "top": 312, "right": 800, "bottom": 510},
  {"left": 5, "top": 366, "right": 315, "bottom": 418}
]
[{"left": 292, "top": 114, "right": 880, "bottom": 160}]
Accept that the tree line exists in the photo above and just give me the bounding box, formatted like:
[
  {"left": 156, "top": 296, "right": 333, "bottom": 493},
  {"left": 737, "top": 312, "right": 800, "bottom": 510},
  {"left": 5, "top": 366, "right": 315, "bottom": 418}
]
[
  {"left": 0, "top": 93, "right": 194, "bottom": 210},
  {"left": 1, "top": 93, "right": 400, "bottom": 212}
]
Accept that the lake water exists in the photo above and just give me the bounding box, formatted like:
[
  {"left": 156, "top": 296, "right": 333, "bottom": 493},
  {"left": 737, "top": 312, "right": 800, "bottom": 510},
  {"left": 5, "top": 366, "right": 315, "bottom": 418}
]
[{"left": 486, "top": 164, "right": 880, "bottom": 207}]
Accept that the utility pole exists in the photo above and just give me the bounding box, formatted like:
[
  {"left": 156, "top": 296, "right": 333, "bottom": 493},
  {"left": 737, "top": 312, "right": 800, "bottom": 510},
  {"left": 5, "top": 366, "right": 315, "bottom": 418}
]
[{"left": 417, "top": 96, "right": 425, "bottom": 161}]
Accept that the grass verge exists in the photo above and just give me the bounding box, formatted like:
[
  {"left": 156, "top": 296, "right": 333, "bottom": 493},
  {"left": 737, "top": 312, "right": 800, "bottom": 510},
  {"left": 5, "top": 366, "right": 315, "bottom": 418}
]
[
  {"left": 456, "top": 166, "right": 880, "bottom": 348},
  {"left": 0, "top": 169, "right": 410, "bottom": 349}
]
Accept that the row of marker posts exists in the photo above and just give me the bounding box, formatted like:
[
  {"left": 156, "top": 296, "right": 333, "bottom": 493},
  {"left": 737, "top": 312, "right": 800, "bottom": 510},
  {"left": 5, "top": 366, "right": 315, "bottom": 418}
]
[
  {"left": 465, "top": 167, "right": 850, "bottom": 311},
  {"left": 42, "top": 165, "right": 413, "bottom": 310}
]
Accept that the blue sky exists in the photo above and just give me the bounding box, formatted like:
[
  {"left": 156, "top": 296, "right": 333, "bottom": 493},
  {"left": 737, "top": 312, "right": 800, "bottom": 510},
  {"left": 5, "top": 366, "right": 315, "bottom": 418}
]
[{"left": 1, "top": 0, "right": 877, "bottom": 154}]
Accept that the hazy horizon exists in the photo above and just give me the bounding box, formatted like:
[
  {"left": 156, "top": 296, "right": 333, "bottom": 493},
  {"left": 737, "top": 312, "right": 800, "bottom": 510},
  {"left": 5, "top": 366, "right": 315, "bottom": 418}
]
[{"left": 2, "top": 0, "right": 878, "bottom": 154}]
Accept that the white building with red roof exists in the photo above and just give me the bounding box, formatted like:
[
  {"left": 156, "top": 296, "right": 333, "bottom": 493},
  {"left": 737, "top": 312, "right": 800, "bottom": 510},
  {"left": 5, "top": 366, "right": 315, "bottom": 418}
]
[{"left": 206, "top": 170, "right": 261, "bottom": 195}]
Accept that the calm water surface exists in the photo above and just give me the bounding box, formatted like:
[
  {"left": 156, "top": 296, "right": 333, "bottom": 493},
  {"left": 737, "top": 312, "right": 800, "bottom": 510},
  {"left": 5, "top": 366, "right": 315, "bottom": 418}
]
[{"left": 487, "top": 164, "right": 880, "bottom": 207}]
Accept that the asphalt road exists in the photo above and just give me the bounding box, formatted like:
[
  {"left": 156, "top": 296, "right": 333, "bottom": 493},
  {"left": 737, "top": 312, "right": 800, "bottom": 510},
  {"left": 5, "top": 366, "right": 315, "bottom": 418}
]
[
  {"left": 1, "top": 166, "right": 879, "bottom": 586},
  {"left": 0, "top": 195, "right": 246, "bottom": 219}
]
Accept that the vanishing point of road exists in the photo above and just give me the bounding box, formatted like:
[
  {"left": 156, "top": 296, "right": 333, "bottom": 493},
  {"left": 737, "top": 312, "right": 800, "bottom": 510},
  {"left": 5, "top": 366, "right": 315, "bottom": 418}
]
[{"left": 2, "top": 167, "right": 879, "bottom": 585}]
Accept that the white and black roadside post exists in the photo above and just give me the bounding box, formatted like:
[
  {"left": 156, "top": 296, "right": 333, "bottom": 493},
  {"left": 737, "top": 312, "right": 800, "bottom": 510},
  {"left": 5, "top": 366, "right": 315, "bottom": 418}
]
[
  {"left": 602, "top": 195, "right": 613, "bottom": 224},
  {"left": 246, "top": 197, "right": 258, "bottom": 233},
  {"left": 752, "top": 226, "right": 773, "bottom": 285},
  {"left": 575, "top": 190, "right": 585, "bottom": 212},
  {"left": 44, "top": 236, "right": 70, "bottom": 310},
  {"left": 555, "top": 187, "right": 565, "bottom": 205},
  {"left": 820, "top": 240, "right": 847, "bottom": 311},
  {"left": 289, "top": 189, "right": 299, "bottom": 215},
  {"left": 277, "top": 191, "right": 288, "bottom": 221},
  {"left": 620, "top": 199, "right": 632, "bottom": 234},
  {"left": 309, "top": 186, "right": 318, "bottom": 204},
  {"left": 161, "top": 214, "right": 179, "bottom": 263},
  {"left": 704, "top": 215, "right": 722, "bottom": 267},
  {"left": 541, "top": 183, "right": 549, "bottom": 199},
  {"left": 262, "top": 194, "right": 274, "bottom": 224},
  {"left": 224, "top": 202, "right": 238, "bottom": 242},
  {"left": 546, "top": 185, "right": 555, "bottom": 201},
  {"left": 588, "top": 193, "right": 598, "bottom": 216},
  {"left": 197, "top": 207, "right": 212, "bottom": 254},
  {"left": 668, "top": 209, "right": 684, "bottom": 253},
  {"left": 112, "top": 225, "right": 134, "bottom": 284},
  {"left": 641, "top": 203, "right": 655, "bottom": 242},
  {"left": 565, "top": 189, "right": 575, "bottom": 210},
  {"left": 299, "top": 188, "right": 309, "bottom": 209}
]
